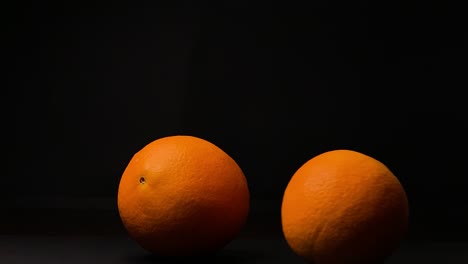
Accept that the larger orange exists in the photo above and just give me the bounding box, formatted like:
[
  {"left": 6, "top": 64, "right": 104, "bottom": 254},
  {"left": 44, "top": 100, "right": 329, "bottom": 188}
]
[
  {"left": 281, "top": 149, "right": 409, "bottom": 264},
  {"left": 117, "top": 135, "right": 250, "bottom": 256}
]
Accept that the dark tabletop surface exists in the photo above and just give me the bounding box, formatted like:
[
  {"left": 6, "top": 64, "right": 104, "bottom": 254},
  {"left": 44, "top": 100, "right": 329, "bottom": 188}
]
[
  {"left": 1, "top": 201, "right": 467, "bottom": 263},
  {"left": 1, "top": 234, "right": 468, "bottom": 264}
]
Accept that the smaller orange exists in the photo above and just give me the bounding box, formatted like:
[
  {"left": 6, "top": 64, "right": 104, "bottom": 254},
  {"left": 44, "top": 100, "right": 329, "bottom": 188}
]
[
  {"left": 117, "top": 135, "right": 250, "bottom": 256},
  {"left": 281, "top": 149, "right": 409, "bottom": 264}
]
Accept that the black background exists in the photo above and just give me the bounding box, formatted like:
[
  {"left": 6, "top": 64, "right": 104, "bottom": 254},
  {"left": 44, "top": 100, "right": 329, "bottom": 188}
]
[{"left": 4, "top": 0, "right": 467, "bottom": 247}]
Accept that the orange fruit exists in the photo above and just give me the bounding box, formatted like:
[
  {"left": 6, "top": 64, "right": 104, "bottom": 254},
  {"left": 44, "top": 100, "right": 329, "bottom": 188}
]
[
  {"left": 281, "top": 149, "right": 409, "bottom": 264},
  {"left": 117, "top": 135, "right": 250, "bottom": 256}
]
